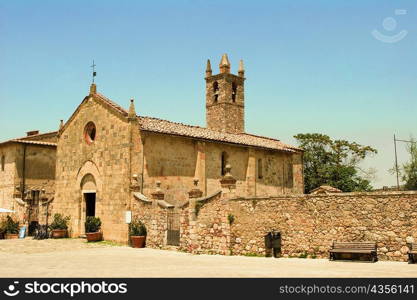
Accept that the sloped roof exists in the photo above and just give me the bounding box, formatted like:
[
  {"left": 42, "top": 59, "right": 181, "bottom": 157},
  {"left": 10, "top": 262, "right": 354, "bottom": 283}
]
[
  {"left": 5, "top": 90, "right": 300, "bottom": 153},
  {"left": 310, "top": 185, "right": 342, "bottom": 194},
  {"left": 0, "top": 130, "right": 58, "bottom": 147},
  {"left": 18, "top": 131, "right": 58, "bottom": 143},
  {"left": 138, "top": 116, "right": 300, "bottom": 153},
  {"left": 95, "top": 92, "right": 301, "bottom": 153},
  {"left": 0, "top": 138, "right": 57, "bottom": 147}
]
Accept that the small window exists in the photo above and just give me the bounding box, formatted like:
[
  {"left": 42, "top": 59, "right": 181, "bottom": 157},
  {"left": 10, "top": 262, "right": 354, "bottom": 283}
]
[
  {"left": 213, "top": 81, "right": 219, "bottom": 103},
  {"left": 221, "top": 152, "right": 228, "bottom": 176},
  {"left": 1, "top": 155, "right": 4, "bottom": 171},
  {"left": 258, "top": 158, "right": 263, "bottom": 179},
  {"left": 232, "top": 82, "right": 237, "bottom": 102},
  {"left": 84, "top": 122, "right": 96, "bottom": 145}
]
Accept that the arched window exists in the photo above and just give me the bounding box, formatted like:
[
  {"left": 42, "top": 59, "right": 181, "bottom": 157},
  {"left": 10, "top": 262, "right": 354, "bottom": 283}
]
[
  {"left": 258, "top": 158, "right": 263, "bottom": 179},
  {"left": 84, "top": 122, "right": 97, "bottom": 145},
  {"left": 232, "top": 82, "right": 237, "bottom": 102},
  {"left": 213, "top": 81, "right": 219, "bottom": 103},
  {"left": 1, "top": 155, "right": 4, "bottom": 171},
  {"left": 221, "top": 152, "right": 228, "bottom": 176}
]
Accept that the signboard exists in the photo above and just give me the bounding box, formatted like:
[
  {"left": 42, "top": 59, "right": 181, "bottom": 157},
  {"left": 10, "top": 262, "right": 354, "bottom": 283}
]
[
  {"left": 125, "top": 211, "right": 132, "bottom": 224},
  {"left": 18, "top": 226, "right": 26, "bottom": 239}
]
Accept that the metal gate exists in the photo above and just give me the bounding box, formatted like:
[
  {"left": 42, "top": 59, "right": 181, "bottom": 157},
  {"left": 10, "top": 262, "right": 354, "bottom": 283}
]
[{"left": 167, "top": 211, "right": 180, "bottom": 246}]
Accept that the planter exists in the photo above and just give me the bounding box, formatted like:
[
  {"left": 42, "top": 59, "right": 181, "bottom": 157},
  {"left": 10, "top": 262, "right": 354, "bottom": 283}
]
[
  {"left": 5, "top": 233, "right": 19, "bottom": 239},
  {"left": 86, "top": 231, "right": 102, "bottom": 242},
  {"left": 51, "top": 229, "right": 67, "bottom": 239},
  {"left": 130, "top": 236, "right": 146, "bottom": 248}
]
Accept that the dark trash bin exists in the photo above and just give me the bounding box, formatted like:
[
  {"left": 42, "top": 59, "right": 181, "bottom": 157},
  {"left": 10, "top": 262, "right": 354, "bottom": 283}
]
[
  {"left": 265, "top": 230, "right": 281, "bottom": 258},
  {"left": 264, "top": 233, "right": 273, "bottom": 249}
]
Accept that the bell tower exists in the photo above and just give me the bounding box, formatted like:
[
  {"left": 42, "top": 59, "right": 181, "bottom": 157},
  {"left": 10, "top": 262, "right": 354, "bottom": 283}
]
[{"left": 205, "top": 54, "right": 245, "bottom": 133}]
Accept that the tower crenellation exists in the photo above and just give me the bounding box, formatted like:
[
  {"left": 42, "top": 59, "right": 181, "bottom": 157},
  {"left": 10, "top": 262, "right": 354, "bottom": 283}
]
[{"left": 205, "top": 54, "right": 245, "bottom": 133}]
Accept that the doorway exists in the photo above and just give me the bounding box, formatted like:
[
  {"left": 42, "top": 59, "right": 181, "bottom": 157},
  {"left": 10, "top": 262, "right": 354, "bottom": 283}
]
[
  {"left": 167, "top": 210, "right": 180, "bottom": 246},
  {"left": 85, "top": 193, "right": 96, "bottom": 217}
]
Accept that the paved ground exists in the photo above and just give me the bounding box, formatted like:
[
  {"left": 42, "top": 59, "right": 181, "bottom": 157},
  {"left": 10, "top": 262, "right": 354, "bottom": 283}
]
[{"left": 0, "top": 238, "right": 416, "bottom": 277}]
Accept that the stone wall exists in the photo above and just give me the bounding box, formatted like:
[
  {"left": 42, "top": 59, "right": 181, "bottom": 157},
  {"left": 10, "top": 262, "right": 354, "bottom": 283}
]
[
  {"left": 180, "top": 191, "right": 230, "bottom": 255},
  {"left": 141, "top": 132, "right": 303, "bottom": 207},
  {"left": 0, "top": 144, "right": 18, "bottom": 210},
  {"left": 0, "top": 143, "right": 55, "bottom": 226},
  {"left": 53, "top": 94, "right": 135, "bottom": 241},
  {"left": 231, "top": 192, "right": 417, "bottom": 261},
  {"left": 131, "top": 197, "right": 167, "bottom": 248},
  {"left": 175, "top": 188, "right": 417, "bottom": 262}
]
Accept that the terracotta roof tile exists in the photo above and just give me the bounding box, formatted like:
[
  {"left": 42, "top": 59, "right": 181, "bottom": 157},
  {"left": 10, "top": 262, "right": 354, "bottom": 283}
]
[
  {"left": 310, "top": 185, "right": 342, "bottom": 194},
  {"left": 138, "top": 116, "right": 301, "bottom": 153},
  {"left": 94, "top": 92, "right": 301, "bottom": 153},
  {"left": 0, "top": 139, "right": 57, "bottom": 147}
]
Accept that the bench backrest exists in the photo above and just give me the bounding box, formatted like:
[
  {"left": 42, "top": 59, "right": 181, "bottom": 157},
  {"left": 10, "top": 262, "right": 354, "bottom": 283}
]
[
  {"left": 332, "top": 241, "right": 376, "bottom": 250},
  {"left": 410, "top": 243, "right": 417, "bottom": 251}
]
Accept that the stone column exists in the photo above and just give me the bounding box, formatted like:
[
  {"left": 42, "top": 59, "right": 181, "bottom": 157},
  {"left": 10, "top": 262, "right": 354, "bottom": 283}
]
[
  {"left": 188, "top": 178, "right": 203, "bottom": 220},
  {"left": 150, "top": 181, "right": 165, "bottom": 246},
  {"left": 151, "top": 181, "right": 164, "bottom": 206},
  {"left": 220, "top": 164, "right": 237, "bottom": 199},
  {"left": 187, "top": 178, "right": 203, "bottom": 253},
  {"left": 195, "top": 141, "right": 207, "bottom": 196},
  {"left": 246, "top": 148, "right": 256, "bottom": 196},
  {"left": 219, "top": 165, "right": 236, "bottom": 255}
]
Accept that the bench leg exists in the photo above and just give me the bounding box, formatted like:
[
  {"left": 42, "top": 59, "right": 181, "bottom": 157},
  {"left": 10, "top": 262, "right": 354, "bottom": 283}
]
[
  {"left": 408, "top": 254, "right": 414, "bottom": 264},
  {"left": 371, "top": 253, "right": 378, "bottom": 263}
]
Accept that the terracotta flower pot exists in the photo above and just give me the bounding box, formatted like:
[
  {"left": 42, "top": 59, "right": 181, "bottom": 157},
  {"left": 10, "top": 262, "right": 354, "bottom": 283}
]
[
  {"left": 131, "top": 236, "right": 146, "bottom": 248},
  {"left": 5, "top": 233, "right": 19, "bottom": 239},
  {"left": 51, "top": 229, "right": 67, "bottom": 239},
  {"left": 86, "top": 231, "right": 102, "bottom": 242}
]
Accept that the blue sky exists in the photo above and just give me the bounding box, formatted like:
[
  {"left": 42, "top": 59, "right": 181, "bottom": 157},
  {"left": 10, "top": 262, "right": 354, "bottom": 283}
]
[{"left": 0, "top": 0, "right": 416, "bottom": 187}]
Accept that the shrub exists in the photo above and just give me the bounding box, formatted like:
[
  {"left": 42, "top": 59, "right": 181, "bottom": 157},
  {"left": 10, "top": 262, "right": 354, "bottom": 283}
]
[
  {"left": 49, "top": 214, "right": 70, "bottom": 230},
  {"left": 0, "top": 217, "right": 5, "bottom": 237},
  {"left": 4, "top": 216, "right": 19, "bottom": 234},
  {"left": 227, "top": 214, "right": 235, "bottom": 225},
  {"left": 85, "top": 216, "right": 101, "bottom": 233},
  {"left": 129, "top": 218, "right": 147, "bottom": 236}
]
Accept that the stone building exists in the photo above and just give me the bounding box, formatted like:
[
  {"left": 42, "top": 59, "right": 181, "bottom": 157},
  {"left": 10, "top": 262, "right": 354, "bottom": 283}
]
[
  {"left": 0, "top": 130, "right": 57, "bottom": 233},
  {"left": 51, "top": 54, "right": 304, "bottom": 243}
]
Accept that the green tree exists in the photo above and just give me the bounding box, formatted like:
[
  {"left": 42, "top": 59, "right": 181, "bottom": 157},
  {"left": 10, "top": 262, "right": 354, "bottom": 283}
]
[
  {"left": 398, "top": 138, "right": 417, "bottom": 190},
  {"left": 294, "top": 133, "right": 377, "bottom": 193}
]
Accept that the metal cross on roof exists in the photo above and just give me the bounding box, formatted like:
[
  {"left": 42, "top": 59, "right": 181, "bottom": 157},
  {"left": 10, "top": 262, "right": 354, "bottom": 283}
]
[{"left": 90, "top": 60, "right": 97, "bottom": 83}]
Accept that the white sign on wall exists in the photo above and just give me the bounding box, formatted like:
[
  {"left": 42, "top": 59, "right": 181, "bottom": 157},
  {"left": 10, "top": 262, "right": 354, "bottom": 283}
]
[{"left": 125, "top": 211, "right": 132, "bottom": 224}]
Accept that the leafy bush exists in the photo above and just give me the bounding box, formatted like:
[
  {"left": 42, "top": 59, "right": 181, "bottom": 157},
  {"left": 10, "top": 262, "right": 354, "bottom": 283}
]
[
  {"left": 227, "top": 214, "right": 235, "bottom": 225},
  {"left": 49, "top": 214, "right": 70, "bottom": 230},
  {"left": 129, "top": 218, "right": 147, "bottom": 236},
  {"left": 0, "top": 217, "right": 5, "bottom": 236},
  {"left": 3, "top": 216, "right": 19, "bottom": 234},
  {"left": 85, "top": 216, "right": 101, "bottom": 233}
]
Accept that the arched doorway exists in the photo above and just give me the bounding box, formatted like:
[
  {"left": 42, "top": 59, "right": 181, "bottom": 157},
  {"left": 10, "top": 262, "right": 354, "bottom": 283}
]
[
  {"left": 75, "top": 161, "right": 102, "bottom": 237},
  {"left": 79, "top": 173, "right": 97, "bottom": 235}
]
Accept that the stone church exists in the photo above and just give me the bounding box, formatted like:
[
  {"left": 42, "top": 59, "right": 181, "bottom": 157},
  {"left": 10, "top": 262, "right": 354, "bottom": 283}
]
[{"left": 1, "top": 54, "right": 304, "bottom": 243}]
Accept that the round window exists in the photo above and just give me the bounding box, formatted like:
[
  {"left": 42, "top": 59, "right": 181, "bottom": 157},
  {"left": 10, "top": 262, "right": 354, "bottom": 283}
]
[{"left": 84, "top": 122, "right": 96, "bottom": 144}]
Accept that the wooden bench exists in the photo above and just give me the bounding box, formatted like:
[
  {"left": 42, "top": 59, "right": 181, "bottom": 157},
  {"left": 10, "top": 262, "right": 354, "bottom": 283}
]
[
  {"left": 329, "top": 241, "right": 377, "bottom": 262},
  {"left": 408, "top": 243, "right": 417, "bottom": 264}
]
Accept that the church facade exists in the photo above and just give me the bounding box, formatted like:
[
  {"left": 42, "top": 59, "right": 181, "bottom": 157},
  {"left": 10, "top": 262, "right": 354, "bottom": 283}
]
[{"left": 2, "top": 54, "right": 304, "bottom": 244}]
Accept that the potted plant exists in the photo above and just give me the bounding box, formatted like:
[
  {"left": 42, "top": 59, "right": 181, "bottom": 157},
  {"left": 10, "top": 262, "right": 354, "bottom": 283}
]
[
  {"left": 0, "top": 217, "right": 5, "bottom": 239},
  {"left": 4, "top": 216, "right": 19, "bottom": 239},
  {"left": 49, "top": 213, "right": 70, "bottom": 238},
  {"left": 129, "top": 218, "right": 147, "bottom": 248},
  {"left": 85, "top": 216, "right": 102, "bottom": 242}
]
